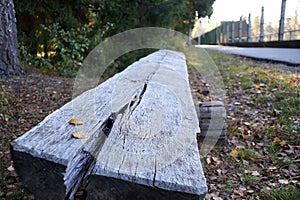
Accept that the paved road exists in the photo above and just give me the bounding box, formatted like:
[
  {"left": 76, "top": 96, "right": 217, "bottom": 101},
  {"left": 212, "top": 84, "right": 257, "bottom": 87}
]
[{"left": 197, "top": 45, "right": 300, "bottom": 66}]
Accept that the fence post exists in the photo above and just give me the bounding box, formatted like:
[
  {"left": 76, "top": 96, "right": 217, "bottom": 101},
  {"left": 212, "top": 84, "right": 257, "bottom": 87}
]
[
  {"left": 226, "top": 23, "right": 230, "bottom": 43},
  {"left": 216, "top": 27, "right": 220, "bottom": 44},
  {"left": 278, "top": 0, "right": 286, "bottom": 41},
  {"left": 239, "top": 17, "right": 242, "bottom": 42},
  {"left": 231, "top": 21, "right": 235, "bottom": 43},
  {"left": 259, "top": 6, "right": 264, "bottom": 42},
  {"left": 247, "top": 13, "right": 252, "bottom": 42},
  {"left": 221, "top": 23, "right": 225, "bottom": 44}
]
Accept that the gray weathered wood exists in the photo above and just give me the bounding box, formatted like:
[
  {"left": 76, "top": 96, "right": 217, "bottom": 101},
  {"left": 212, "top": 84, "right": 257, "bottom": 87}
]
[
  {"left": 0, "top": 0, "right": 24, "bottom": 78},
  {"left": 197, "top": 101, "right": 227, "bottom": 147},
  {"left": 11, "top": 50, "right": 207, "bottom": 199}
]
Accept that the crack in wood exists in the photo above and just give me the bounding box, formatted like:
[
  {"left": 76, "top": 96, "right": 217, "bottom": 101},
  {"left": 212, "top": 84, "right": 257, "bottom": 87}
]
[
  {"left": 152, "top": 159, "right": 157, "bottom": 187},
  {"left": 64, "top": 113, "right": 116, "bottom": 200},
  {"left": 11, "top": 50, "right": 208, "bottom": 199},
  {"left": 129, "top": 69, "right": 157, "bottom": 116}
]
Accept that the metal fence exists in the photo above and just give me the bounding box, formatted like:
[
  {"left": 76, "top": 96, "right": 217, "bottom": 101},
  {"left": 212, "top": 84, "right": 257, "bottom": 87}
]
[
  {"left": 198, "top": 21, "right": 300, "bottom": 45},
  {"left": 197, "top": 1, "right": 300, "bottom": 45}
]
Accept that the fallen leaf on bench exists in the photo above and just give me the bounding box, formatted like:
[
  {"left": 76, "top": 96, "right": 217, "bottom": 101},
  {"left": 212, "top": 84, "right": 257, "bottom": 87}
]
[
  {"left": 72, "top": 131, "right": 87, "bottom": 139},
  {"left": 69, "top": 118, "right": 83, "bottom": 125},
  {"left": 132, "top": 97, "right": 138, "bottom": 102}
]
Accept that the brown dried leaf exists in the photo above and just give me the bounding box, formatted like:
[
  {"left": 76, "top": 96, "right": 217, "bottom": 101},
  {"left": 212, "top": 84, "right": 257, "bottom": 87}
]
[
  {"left": 273, "top": 137, "right": 281, "bottom": 143},
  {"left": 212, "top": 156, "right": 218, "bottom": 162},
  {"left": 280, "top": 141, "right": 288, "bottom": 147},
  {"left": 72, "top": 131, "right": 87, "bottom": 139},
  {"left": 132, "top": 97, "right": 138, "bottom": 102},
  {"left": 69, "top": 118, "right": 84, "bottom": 125},
  {"left": 27, "top": 194, "right": 35, "bottom": 200}
]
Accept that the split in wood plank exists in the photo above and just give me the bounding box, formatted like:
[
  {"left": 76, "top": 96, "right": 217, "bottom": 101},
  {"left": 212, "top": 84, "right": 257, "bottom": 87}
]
[{"left": 11, "top": 50, "right": 208, "bottom": 200}]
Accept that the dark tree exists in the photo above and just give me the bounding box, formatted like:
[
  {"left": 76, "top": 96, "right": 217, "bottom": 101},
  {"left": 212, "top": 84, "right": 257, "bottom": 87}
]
[{"left": 0, "top": 0, "right": 24, "bottom": 78}]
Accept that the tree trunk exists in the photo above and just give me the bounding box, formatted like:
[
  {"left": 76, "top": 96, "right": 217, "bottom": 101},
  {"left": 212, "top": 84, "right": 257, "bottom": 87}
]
[{"left": 0, "top": 0, "right": 24, "bottom": 78}]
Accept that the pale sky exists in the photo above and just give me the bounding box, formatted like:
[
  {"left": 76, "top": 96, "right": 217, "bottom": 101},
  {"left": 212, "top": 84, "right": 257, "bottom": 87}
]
[{"left": 207, "top": 0, "right": 299, "bottom": 25}]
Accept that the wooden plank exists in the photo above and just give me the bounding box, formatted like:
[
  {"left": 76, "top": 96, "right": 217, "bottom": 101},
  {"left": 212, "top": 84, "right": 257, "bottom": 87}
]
[
  {"left": 88, "top": 50, "right": 207, "bottom": 199},
  {"left": 11, "top": 50, "right": 207, "bottom": 199},
  {"left": 197, "top": 101, "right": 227, "bottom": 147},
  {"left": 11, "top": 77, "right": 116, "bottom": 199}
]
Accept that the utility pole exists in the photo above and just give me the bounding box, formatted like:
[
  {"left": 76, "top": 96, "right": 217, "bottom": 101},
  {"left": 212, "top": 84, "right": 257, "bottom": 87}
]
[
  {"left": 278, "top": 0, "right": 287, "bottom": 41},
  {"left": 259, "top": 6, "right": 264, "bottom": 42}
]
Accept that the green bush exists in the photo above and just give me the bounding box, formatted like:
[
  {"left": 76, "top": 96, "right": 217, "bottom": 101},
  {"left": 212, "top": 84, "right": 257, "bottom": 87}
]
[{"left": 20, "top": 23, "right": 102, "bottom": 77}]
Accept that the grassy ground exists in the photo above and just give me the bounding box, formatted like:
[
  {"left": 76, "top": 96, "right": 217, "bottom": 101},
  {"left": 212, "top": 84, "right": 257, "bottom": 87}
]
[
  {"left": 0, "top": 50, "right": 299, "bottom": 199},
  {"left": 189, "top": 50, "right": 300, "bottom": 199}
]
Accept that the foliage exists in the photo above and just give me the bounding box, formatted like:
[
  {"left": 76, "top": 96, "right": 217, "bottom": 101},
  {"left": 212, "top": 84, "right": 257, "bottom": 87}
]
[
  {"left": 19, "top": 23, "right": 101, "bottom": 76},
  {"left": 14, "top": 0, "right": 215, "bottom": 76}
]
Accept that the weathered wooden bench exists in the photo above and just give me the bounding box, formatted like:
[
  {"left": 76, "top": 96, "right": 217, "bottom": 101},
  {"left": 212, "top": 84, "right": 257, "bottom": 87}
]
[{"left": 11, "top": 50, "right": 208, "bottom": 199}]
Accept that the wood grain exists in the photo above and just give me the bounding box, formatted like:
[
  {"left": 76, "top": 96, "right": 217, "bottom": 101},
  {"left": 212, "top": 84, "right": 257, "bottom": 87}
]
[{"left": 11, "top": 50, "right": 207, "bottom": 199}]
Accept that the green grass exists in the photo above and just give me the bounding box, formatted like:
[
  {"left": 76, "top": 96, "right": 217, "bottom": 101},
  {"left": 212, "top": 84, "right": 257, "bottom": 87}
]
[
  {"left": 243, "top": 174, "right": 262, "bottom": 183},
  {"left": 260, "top": 186, "right": 300, "bottom": 200},
  {"left": 192, "top": 50, "right": 300, "bottom": 199},
  {"left": 0, "top": 91, "right": 13, "bottom": 121},
  {"left": 239, "top": 147, "right": 262, "bottom": 161}
]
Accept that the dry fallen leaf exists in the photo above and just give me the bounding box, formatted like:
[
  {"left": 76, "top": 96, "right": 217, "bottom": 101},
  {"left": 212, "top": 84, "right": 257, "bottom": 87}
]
[
  {"left": 72, "top": 131, "right": 87, "bottom": 139},
  {"left": 273, "top": 137, "right": 281, "bottom": 143},
  {"left": 132, "top": 97, "right": 138, "bottom": 102},
  {"left": 27, "top": 194, "right": 35, "bottom": 200},
  {"left": 251, "top": 171, "right": 260, "bottom": 176},
  {"left": 280, "top": 141, "right": 288, "bottom": 147},
  {"left": 268, "top": 166, "right": 277, "bottom": 170},
  {"left": 212, "top": 157, "right": 218, "bottom": 162},
  {"left": 278, "top": 179, "right": 289, "bottom": 184},
  {"left": 244, "top": 122, "right": 251, "bottom": 126},
  {"left": 69, "top": 118, "right": 84, "bottom": 125},
  {"left": 7, "top": 165, "right": 14, "bottom": 172},
  {"left": 230, "top": 149, "right": 239, "bottom": 157},
  {"left": 206, "top": 157, "right": 211, "bottom": 165},
  {"left": 255, "top": 85, "right": 260, "bottom": 89}
]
